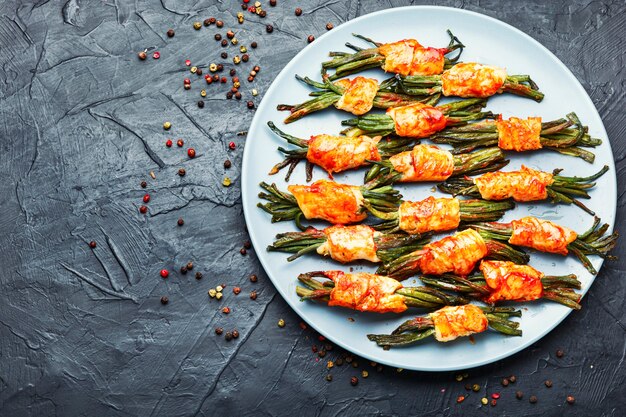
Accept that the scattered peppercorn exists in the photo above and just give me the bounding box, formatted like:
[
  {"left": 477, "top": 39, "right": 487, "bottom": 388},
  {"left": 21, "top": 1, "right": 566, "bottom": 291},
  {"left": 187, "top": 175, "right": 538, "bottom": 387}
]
[
  {"left": 195, "top": 272, "right": 202, "bottom": 280},
  {"left": 160, "top": 269, "right": 169, "bottom": 278},
  {"left": 351, "top": 361, "right": 358, "bottom": 368},
  {"left": 197, "top": 100, "right": 204, "bottom": 108},
  {"left": 203, "top": 18, "right": 211, "bottom": 26},
  {"left": 88, "top": 240, "right": 97, "bottom": 249},
  {"left": 325, "top": 374, "right": 332, "bottom": 382},
  {"left": 163, "top": 121, "right": 171, "bottom": 130},
  {"left": 161, "top": 296, "right": 169, "bottom": 304},
  {"left": 222, "top": 307, "right": 230, "bottom": 314},
  {"left": 226, "top": 92, "right": 233, "bottom": 99},
  {"left": 270, "top": 0, "right": 276, "bottom": 6},
  {"left": 266, "top": 24, "right": 273, "bottom": 33},
  {"left": 196, "top": 68, "right": 202, "bottom": 76},
  {"left": 140, "top": 181, "right": 148, "bottom": 189},
  {"left": 243, "top": 240, "right": 252, "bottom": 249},
  {"left": 187, "top": 148, "right": 196, "bottom": 158},
  {"left": 186, "top": 262, "right": 193, "bottom": 270},
  {"left": 232, "top": 329, "right": 239, "bottom": 339},
  {"left": 516, "top": 391, "right": 523, "bottom": 399},
  {"left": 326, "top": 22, "right": 334, "bottom": 30},
  {"left": 235, "top": 92, "right": 242, "bottom": 100},
  {"left": 295, "top": 8, "right": 302, "bottom": 16},
  {"left": 152, "top": 51, "right": 160, "bottom": 59},
  {"left": 138, "top": 51, "right": 147, "bottom": 60},
  {"left": 139, "top": 205, "right": 148, "bottom": 214},
  {"left": 566, "top": 395, "right": 575, "bottom": 404},
  {"left": 221, "top": 77, "right": 227, "bottom": 83},
  {"left": 481, "top": 398, "right": 488, "bottom": 406},
  {"left": 177, "top": 218, "right": 184, "bottom": 226},
  {"left": 221, "top": 39, "right": 228, "bottom": 47},
  {"left": 318, "top": 350, "right": 326, "bottom": 358},
  {"left": 215, "top": 327, "right": 223, "bottom": 335},
  {"left": 254, "top": 65, "right": 260, "bottom": 72},
  {"left": 335, "top": 358, "right": 343, "bottom": 366},
  {"left": 240, "top": 248, "right": 247, "bottom": 255},
  {"left": 193, "top": 21, "right": 202, "bottom": 30},
  {"left": 529, "top": 395, "right": 537, "bottom": 404},
  {"left": 545, "top": 380, "right": 553, "bottom": 388},
  {"left": 178, "top": 168, "right": 186, "bottom": 177},
  {"left": 350, "top": 376, "right": 358, "bottom": 386},
  {"left": 556, "top": 349, "right": 564, "bottom": 358},
  {"left": 277, "top": 319, "right": 285, "bottom": 328},
  {"left": 221, "top": 53, "right": 228, "bottom": 60},
  {"left": 472, "top": 384, "right": 480, "bottom": 392},
  {"left": 456, "top": 395, "right": 465, "bottom": 404},
  {"left": 501, "top": 378, "right": 509, "bottom": 387},
  {"left": 225, "top": 331, "right": 233, "bottom": 341},
  {"left": 509, "top": 375, "right": 517, "bottom": 383},
  {"left": 233, "top": 287, "right": 241, "bottom": 295},
  {"left": 180, "top": 266, "right": 187, "bottom": 274},
  {"left": 229, "top": 141, "right": 236, "bottom": 150},
  {"left": 167, "top": 29, "right": 175, "bottom": 37},
  {"left": 249, "top": 290, "right": 257, "bottom": 300},
  {"left": 227, "top": 30, "right": 235, "bottom": 39},
  {"left": 361, "top": 370, "right": 369, "bottom": 378},
  {"left": 490, "top": 399, "right": 497, "bottom": 407},
  {"left": 213, "top": 74, "right": 219, "bottom": 81},
  {"left": 166, "top": 139, "right": 173, "bottom": 147},
  {"left": 307, "top": 35, "right": 315, "bottom": 43},
  {"left": 491, "top": 393, "right": 500, "bottom": 399},
  {"left": 209, "top": 17, "right": 216, "bottom": 24},
  {"left": 215, "top": 33, "right": 222, "bottom": 41},
  {"left": 249, "top": 274, "right": 257, "bottom": 282},
  {"left": 259, "top": 10, "right": 267, "bottom": 17},
  {"left": 216, "top": 20, "right": 224, "bottom": 28},
  {"left": 251, "top": 41, "right": 257, "bottom": 48},
  {"left": 242, "top": 54, "right": 249, "bottom": 62}
]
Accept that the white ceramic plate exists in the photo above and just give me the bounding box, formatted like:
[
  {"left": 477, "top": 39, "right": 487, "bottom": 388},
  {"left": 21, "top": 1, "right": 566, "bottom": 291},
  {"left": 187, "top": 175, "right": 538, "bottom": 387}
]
[{"left": 241, "top": 6, "right": 616, "bottom": 371}]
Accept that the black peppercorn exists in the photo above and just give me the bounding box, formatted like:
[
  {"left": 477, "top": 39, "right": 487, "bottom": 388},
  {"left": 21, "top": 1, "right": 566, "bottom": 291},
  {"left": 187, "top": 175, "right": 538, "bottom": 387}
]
[
  {"left": 209, "top": 17, "right": 216, "bottom": 24},
  {"left": 247, "top": 76, "right": 254, "bottom": 82},
  {"left": 215, "top": 327, "right": 223, "bottom": 335},
  {"left": 243, "top": 240, "right": 252, "bottom": 249},
  {"left": 177, "top": 218, "right": 184, "bottom": 226},
  {"left": 350, "top": 376, "right": 358, "bottom": 386},
  {"left": 217, "top": 64, "right": 223, "bottom": 71},
  {"left": 140, "top": 180, "right": 147, "bottom": 188},
  {"left": 216, "top": 20, "right": 224, "bottom": 28},
  {"left": 196, "top": 68, "right": 202, "bottom": 76},
  {"left": 249, "top": 274, "right": 257, "bottom": 282},
  {"left": 195, "top": 272, "right": 202, "bottom": 280},
  {"left": 232, "top": 329, "right": 239, "bottom": 339},
  {"left": 221, "top": 39, "right": 228, "bottom": 47},
  {"left": 325, "top": 374, "right": 332, "bottom": 382},
  {"left": 167, "top": 29, "right": 175, "bottom": 37},
  {"left": 242, "top": 54, "right": 249, "bottom": 62},
  {"left": 235, "top": 92, "right": 242, "bottom": 100},
  {"left": 203, "top": 18, "right": 211, "bottom": 26},
  {"left": 160, "top": 296, "right": 169, "bottom": 304},
  {"left": 198, "top": 100, "right": 204, "bottom": 108},
  {"left": 270, "top": 0, "right": 276, "bottom": 6},
  {"left": 529, "top": 395, "right": 537, "bottom": 404},
  {"left": 509, "top": 375, "right": 516, "bottom": 383},
  {"left": 230, "top": 69, "right": 236, "bottom": 76},
  {"left": 253, "top": 65, "right": 260, "bottom": 72},
  {"left": 556, "top": 349, "right": 564, "bottom": 358},
  {"left": 335, "top": 358, "right": 343, "bottom": 366},
  {"left": 266, "top": 24, "right": 273, "bottom": 33},
  {"left": 259, "top": 10, "right": 267, "bottom": 18},
  {"left": 221, "top": 52, "right": 228, "bottom": 59},
  {"left": 545, "top": 380, "right": 553, "bottom": 388},
  {"left": 501, "top": 378, "right": 509, "bottom": 387},
  {"left": 225, "top": 331, "right": 233, "bottom": 341},
  {"left": 247, "top": 101, "right": 254, "bottom": 109},
  {"left": 89, "top": 241, "right": 97, "bottom": 249},
  {"left": 213, "top": 74, "right": 219, "bottom": 81},
  {"left": 307, "top": 35, "right": 315, "bottom": 43},
  {"left": 215, "top": 33, "right": 222, "bottom": 41},
  {"left": 224, "top": 159, "right": 232, "bottom": 168},
  {"left": 295, "top": 8, "right": 302, "bottom": 16},
  {"left": 178, "top": 168, "right": 186, "bottom": 177},
  {"left": 180, "top": 266, "right": 187, "bottom": 274},
  {"left": 226, "top": 92, "right": 233, "bottom": 99},
  {"left": 515, "top": 391, "right": 523, "bottom": 399},
  {"left": 251, "top": 41, "right": 257, "bottom": 48},
  {"left": 240, "top": 247, "right": 246, "bottom": 255},
  {"left": 249, "top": 290, "right": 257, "bottom": 300}
]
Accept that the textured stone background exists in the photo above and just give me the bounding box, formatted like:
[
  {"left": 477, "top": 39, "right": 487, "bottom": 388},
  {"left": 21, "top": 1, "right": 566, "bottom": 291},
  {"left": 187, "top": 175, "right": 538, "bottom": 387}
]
[{"left": 0, "top": 0, "right": 624, "bottom": 416}]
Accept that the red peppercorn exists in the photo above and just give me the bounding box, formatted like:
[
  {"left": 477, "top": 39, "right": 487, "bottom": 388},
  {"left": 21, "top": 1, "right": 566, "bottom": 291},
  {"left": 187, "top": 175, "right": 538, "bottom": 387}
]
[
  {"left": 491, "top": 393, "right": 500, "bottom": 399},
  {"left": 213, "top": 74, "right": 219, "bottom": 82},
  {"left": 456, "top": 396, "right": 465, "bottom": 403},
  {"left": 229, "top": 141, "right": 236, "bottom": 150},
  {"left": 253, "top": 65, "right": 260, "bottom": 72},
  {"left": 250, "top": 290, "right": 257, "bottom": 300},
  {"left": 270, "top": 0, "right": 276, "bottom": 6},
  {"left": 160, "top": 269, "right": 169, "bottom": 278},
  {"left": 152, "top": 51, "right": 160, "bottom": 59},
  {"left": 89, "top": 241, "right": 97, "bottom": 249},
  {"left": 233, "top": 287, "right": 241, "bottom": 295},
  {"left": 184, "top": 78, "right": 191, "bottom": 84},
  {"left": 187, "top": 148, "right": 196, "bottom": 158},
  {"left": 167, "top": 29, "right": 175, "bottom": 37},
  {"left": 249, "top": 274, "right": 258, "bottom": 282},
  {"left": 143, "top": 194, "right": 150, "bottom": 203},
  {"left": 307, "top": 35, "right": 315, "bottom": 43},
  {"left": 177, "top": 139, "right": 184, "bottom": 147},
  {"left": 185, "top": 59, "right": 191, "bottom": 66},
  {"left": 221, "top": 77, "right": 227, "bottom": 83},
  {"left": 247, "top": 101, "right": 254, "bottom": 109},
  {"left": 139, "top": 205, "right": 148, "bottom": 214},
  {"left": 318, "top": 335, "right": 325, "bottom": 341},
  {"left": 295, "top": 8, "right": 302, "bottom": 16},
  {"left": 166, "top": 139, "right": 173, "bottom": 147},
  {"left": 222, "top": 307, "right": 230, "bottom": 314},
  {"left": 177, "top": 218, "right": 184, "bottom": 226},
  {"left": 235, "top": 92, "right": 242, "bottom": 100}
]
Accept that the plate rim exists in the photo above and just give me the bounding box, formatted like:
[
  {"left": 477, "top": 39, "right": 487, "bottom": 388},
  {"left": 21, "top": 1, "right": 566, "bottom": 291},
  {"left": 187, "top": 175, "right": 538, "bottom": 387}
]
[{"left": 241, "top": 5, "right": 616, "bottom": 371}]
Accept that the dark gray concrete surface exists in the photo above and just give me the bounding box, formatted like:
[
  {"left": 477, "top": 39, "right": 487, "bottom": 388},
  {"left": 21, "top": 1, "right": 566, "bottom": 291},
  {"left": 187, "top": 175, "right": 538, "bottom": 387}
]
[{"left": 0, "top": 1, "right": 624, "bottom": 416}]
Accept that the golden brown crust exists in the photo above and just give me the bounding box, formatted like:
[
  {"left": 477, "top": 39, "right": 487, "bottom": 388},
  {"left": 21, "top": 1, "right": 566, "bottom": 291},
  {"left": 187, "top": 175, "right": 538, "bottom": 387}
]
[
  {"left": 378, "top": 39, "right": 422, "bottom": 75},
  {"left": 509, "top": 217, "right": 577, "bottom": 255},
  {"left": 409, "top": 47, "right": 446, "bottom": 76},
  {"left": 288, "top": 180, "right": 367, "bottom": 224},
  {"left": 388, "top": 144, "right": 454, "bottom": 182},
  {"left": 386, "top": 104, "right": 447, "bottom": 138},
  {"left": 307, "top": 134, "right": 381, "bottom": 174},
  {"left": 474, "top": 165, "right": 554, "bottom": 202},
  {"left": 496, "top": 117, "right": 543, "bottom": 151},
  {"left": 317, "top": 225, "right": 380, "bottom": 263},
  {"left": 398, "top": 197, "right": 461, "bottom": 234},
  {"left": 430, "top": 305, "right": 488, "bottom": 342},
  {"left": 479, "top": 260, "right": 544, "bottom": 303},
  {"left": 441, "top": 63, "right": 507, "bottom": 98},
  {"left": 334, "top": 76, "right": 379, "bottom": 115},
  {"left": 325, "top": 271, "right": 407, "bottom": 313},
  {"left": 418, "top": 229, "right": 488, "bottom": 276}
]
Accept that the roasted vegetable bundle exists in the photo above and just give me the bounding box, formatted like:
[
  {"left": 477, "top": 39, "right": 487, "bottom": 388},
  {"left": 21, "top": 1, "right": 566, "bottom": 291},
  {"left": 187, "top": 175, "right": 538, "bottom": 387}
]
[
  {"left": 421, "top": 260, "right": 582, "bottom": 309},
  {"left": 368, "top": 305, "right": 522, "bottom": 347},
  {"left": 472, "top": 216, "right": 617, "bottom": 274},
  {"left": 438, "top": 165, "right": 609, "bottom": 215},
  {"left": 322, "top": 31, "right": 464, "bottom": 79},
  {"left": 431, "top": 113, "right": 601, "bottom": 162}
]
